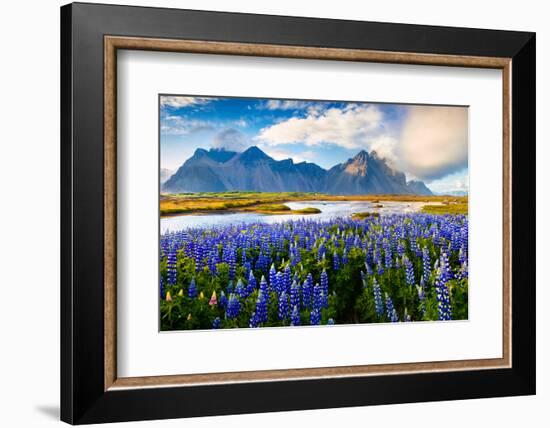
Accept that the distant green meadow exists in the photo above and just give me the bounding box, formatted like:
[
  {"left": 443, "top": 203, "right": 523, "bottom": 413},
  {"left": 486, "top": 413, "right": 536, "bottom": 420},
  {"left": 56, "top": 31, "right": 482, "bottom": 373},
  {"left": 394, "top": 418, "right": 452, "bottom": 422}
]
[{"left": 160, "top": 191, "right": 467, "bottom": 216}]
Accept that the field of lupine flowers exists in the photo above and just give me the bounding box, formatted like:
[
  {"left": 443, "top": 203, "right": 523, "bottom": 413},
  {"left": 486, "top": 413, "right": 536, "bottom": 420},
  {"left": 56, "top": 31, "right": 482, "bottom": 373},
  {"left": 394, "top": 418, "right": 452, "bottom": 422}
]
[{"left": 159, "top": 214, "right": 468, "bottom": 330}]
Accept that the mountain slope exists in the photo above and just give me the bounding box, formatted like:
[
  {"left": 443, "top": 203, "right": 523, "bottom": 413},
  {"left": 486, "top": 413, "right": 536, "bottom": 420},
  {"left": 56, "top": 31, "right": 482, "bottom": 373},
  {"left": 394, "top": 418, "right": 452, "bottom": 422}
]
[
  {"left": 162, "top": 146, "right": 432, "bottom": 195},
  {"left": 406, "top": 180, "right": 433, "bottom": 195},
  {"left": 325, "top": 150, "right": 412, "bottom": 195},
  {"left": 163, "top": 148, "right": 233, "bottom": 192}
]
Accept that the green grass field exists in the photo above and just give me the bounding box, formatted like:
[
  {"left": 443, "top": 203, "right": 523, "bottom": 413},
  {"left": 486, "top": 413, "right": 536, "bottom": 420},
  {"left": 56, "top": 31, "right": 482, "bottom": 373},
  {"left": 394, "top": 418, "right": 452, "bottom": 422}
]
[{"left": 421, "top": 202, "right": 468, "bottom": 215}]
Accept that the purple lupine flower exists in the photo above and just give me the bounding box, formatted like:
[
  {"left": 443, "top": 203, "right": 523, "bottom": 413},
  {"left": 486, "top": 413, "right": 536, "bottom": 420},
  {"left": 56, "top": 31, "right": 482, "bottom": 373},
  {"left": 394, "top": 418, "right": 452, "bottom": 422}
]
[
  {"left": 384, "top": 241, "right": 392, "bottom": 268},
  {"left": 290, "top": 280, "right": 300, "bottom": 309},
  {"left": 365, "top": 262, "right": 373, "bottom": 275},
  {"left": 459, "top": 246, "right": 467, "bottom": 266},
  {"left": 377, "top": 261, "right": 384, "bottom": 275},
  {"left": 195, "top": 243, "right": 205, "bottom": 272},
  {"left": 416, "top": 284, "right": 426, "bottom": 316},
  {"left": 208, "top": 248, "right": 219, "bottom": 275},
  {"left": 278, "top": 291, "right": 289, "bottom": 320},
  {"left": 463, "top": 261, "right": 469, "bottom": 279},
  {"left": 410, "top": 238, "right": 418, "bottom": 257},
  {"left": 246, "top": 271, "right": 257, "bottom": 295},
  {"left": 313, "top": 283, "right": 323, "bottom": 312},
  {"left": 159, "top": 276, "right": 165, "bottom": 300},
  {"left": 226, "top": 280, "right": 234, "bottom": 294},
  {"left": 373, "top": 245, "right": 381, "bottom": 266},
  {"left": 310, "top": 308, "right": 321, "bottom": 326},
  {"left": 259, "top": 275, "right": 269, "bottom": 299},
  {"left": 275, "top": 271, "right": 283, "bottom": 294},
  {"left": 255, "top": 291, "right": 268, "bottom": 324},
  {"left": 290, "top": 305, "right": 301, "bottom": 326},
  {"left": 228, "top": 256, "right": 236, "bottom": 280},
  {"left": 290, "top": 243, "right": 301, "bottom": 266},
  {"left": 166, "top": 248, "right": 177, "bottom": 285},
  {"left": 218, "top": 291, "right": 228, "bottom": 309},
  {"left": 283, "top": 265, "right": 292, "bottom": 294},
  {"left": 333, "top": 251, "right": 340, "bottom": 271},
  {"left": 342, "top": 248, "right": 348, "bottom": 265},
  {"left": 435, "top": 268, "right": 452, "bottom": 321},
  {"left": 404, "top": 256, "right": 415, "bottom": 287},
  {"left": 269, "top": 263, "right": 277, "bottom": 292},
  {"left": 236, "top": 278, "right": 247, "bottom": 299},
  {"left": 317, "top": 242, "right": 325, "bottom": 261},
  {"left": 422, "top": 247, "right": 431, "bottom": 282},
  {"left": 249, "top": 312, "right": 259, "bottom": 328},
  {"left": 372, "top": 278, "right": 384, "bottom": 317},
  {"left": 397, "top": 240, "right": 405, "bottom": 258},
  {"left": 188, "top": 277, "right": 197, "bottom": 298},
  {"left": 439, "top": 250, "right": 453, "bottom": 282},
  {"left": 226, "top": 293, "right": 240, "bottom": 319},
  {"left": 241, "top": 245, "right": 248, "bottom": 265},
  {"left": 327, "top": 318, "right": 335, "bottom": 325},
  {"left": 256, "top": 251, "right": 269, "bottom": 272},
  {"left": 385, "top": 293, "right": 399, "bottom": 322},
  {"left": 212, "top": 317, "right": 221, "bottom": 329},
  {"left": 461, "top": 222, "right": 468, "bottom": 248},
  {"left": 243, "top": 261, "right": 252, "bottom": 278},
  {"left": 223, "top": 245, "right": 236, "bottom": 279},
  {"left": 302, "top": 273, "right": 313, "bottom": 309}
]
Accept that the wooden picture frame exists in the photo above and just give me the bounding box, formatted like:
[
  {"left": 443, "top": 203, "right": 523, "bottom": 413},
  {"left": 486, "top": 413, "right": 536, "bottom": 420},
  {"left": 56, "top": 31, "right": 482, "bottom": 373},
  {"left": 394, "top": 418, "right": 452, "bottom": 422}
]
[{"left": 61, "top": 2, "right": 535, "bottom": 424}]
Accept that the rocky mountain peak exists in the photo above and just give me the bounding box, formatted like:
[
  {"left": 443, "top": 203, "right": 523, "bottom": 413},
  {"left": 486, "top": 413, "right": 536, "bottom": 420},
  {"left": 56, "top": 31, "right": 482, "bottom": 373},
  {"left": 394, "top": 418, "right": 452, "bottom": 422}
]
[
  {"left": 239, "top": 145, "right": 271, "bottom": 162},
  {"left": 163, "top": 146, "right": 432, "bottom": 196}
]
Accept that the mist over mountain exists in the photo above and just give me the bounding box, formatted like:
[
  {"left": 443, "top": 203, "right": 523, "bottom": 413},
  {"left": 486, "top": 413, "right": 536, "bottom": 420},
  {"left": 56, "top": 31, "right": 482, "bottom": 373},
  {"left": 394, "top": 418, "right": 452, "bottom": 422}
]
[
  {"left": 162, "top": 146, "right": 432, "bottom": 195},
  {"left": 160, "top": 168, "right": 175, "bottom": 184}
]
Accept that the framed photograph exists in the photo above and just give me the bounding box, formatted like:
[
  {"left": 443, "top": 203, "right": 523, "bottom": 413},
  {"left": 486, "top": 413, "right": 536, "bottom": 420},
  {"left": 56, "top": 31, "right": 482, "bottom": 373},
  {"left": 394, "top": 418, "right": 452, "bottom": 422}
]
[{"left": 61, "top": 2, "right": 535, "bottom": 424}]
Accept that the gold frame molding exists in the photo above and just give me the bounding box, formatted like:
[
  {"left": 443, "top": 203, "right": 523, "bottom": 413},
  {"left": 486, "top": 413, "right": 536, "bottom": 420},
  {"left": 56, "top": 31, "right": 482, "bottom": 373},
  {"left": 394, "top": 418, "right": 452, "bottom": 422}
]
[{"left": 104, "top": 36, "right": 512, "bottom": 391}]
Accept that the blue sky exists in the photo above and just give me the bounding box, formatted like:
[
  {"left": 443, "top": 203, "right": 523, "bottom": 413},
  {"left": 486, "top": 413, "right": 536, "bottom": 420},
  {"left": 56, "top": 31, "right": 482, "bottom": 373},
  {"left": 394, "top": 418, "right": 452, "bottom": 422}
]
[{"left": 160, "top": 95, "right": 468, "bottom": 194}]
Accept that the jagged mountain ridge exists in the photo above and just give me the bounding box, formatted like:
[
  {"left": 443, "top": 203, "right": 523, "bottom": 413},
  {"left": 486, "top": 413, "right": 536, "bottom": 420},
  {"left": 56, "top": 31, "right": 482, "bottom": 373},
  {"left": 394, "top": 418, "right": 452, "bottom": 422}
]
[{"left": 163, "top": 146, "right": 432, "bottom": 195}]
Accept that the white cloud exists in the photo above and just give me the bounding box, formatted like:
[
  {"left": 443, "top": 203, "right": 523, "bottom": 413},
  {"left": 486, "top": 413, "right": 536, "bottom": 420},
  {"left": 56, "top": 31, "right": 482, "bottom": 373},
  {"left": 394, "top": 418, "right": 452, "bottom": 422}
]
[
  {"left": 161, "top": 114, "right": 246, "bottom": 136},
  {"left": 260, "top": 146, "right": 317, "bottom": 164},
  {"left": 306, "top": 104, "right": 326, "bottom": 117},
  {"left": 368, "top": 135, "right": 399, "bottom": 168},
  {"left": 160, "top": 96, "right": 212, "bottom": 108},
  {"left": 400, "top": 106, "right": 468, "bottom": 180},
  {"left": 211, "top": 128, "right": 249, "bottom": 152},
  {"left": 426, "top": 172, "right": 469, "bottom": 194},
  {"left": 160, "top": 116, "right": 213, "bottom": 135},
  {"left": 255, "top": 104, "right": 384, "bottom": 149},
  {"left": 262, "top": 99, "right": 311, "bottom": 110},
  {"left": 453, "top": 175, "right": 469, "bottom": 191},
  {"left": 254, "top": 103, "right": 468, "bottom": 181}
]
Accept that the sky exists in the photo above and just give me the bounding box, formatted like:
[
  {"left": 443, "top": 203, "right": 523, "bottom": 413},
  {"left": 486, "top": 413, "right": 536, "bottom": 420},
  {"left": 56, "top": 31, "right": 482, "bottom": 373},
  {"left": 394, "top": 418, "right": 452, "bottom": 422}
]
[{"left": 160, "top": 95, "right": 468, "bottom": 194}]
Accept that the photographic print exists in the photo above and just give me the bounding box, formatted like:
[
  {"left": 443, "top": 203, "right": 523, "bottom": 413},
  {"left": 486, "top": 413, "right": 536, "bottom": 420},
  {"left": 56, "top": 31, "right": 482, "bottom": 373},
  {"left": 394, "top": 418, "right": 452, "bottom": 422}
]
[{"left": 159, "top": 95, "right": 468, "bottom": 331}]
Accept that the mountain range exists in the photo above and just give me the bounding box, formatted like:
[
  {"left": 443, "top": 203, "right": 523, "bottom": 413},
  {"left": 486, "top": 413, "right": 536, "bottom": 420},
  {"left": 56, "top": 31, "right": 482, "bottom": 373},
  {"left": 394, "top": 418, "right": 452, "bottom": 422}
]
[{"left": 162, "top": 146, "right": 432, "bottom": 195}]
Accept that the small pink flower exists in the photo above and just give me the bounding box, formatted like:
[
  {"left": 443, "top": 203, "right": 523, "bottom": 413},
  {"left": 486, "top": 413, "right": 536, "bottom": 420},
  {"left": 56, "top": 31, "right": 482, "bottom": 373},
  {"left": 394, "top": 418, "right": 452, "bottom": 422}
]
[{"left": 209, "top": 290, "right": 218, "bottom": 306}]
